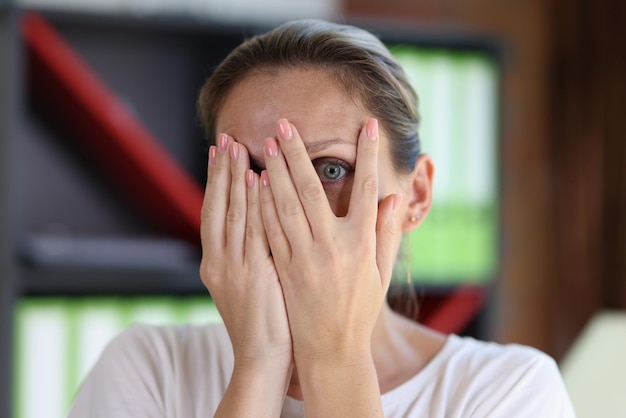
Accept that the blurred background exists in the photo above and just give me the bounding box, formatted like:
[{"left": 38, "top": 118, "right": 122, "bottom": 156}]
[{"left": 1, "top": 0, "right": 624, "bottom": 417}]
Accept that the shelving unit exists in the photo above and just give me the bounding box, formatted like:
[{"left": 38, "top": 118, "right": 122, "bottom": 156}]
[
  {"left": 4, "top": 10, "right": 249, "bottom": 415},
  {"left": 15, "top": 10, "right": 244, "bottom": 295}
]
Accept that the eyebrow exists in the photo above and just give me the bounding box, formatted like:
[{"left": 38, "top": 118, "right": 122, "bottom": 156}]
[
  {"left": 248, "top": 138, "right": 355, "bottom": 174},
  {"left": 305, "top": 137, "right": 355, "bottom": 154}
]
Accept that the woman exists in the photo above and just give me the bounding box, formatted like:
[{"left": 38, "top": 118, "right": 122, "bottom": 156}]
[{"left": 68, "top": 20, "right": 575, "bottom": 417}]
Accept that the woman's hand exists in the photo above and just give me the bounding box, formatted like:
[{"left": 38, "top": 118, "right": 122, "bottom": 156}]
[
  {"left": 199, "top": 134, "right": 293, "bottom": 417},
  {"left": 259, "top": 118, "right": 397, "bottom": 416},
  {"left": 259, "top": 118, "right": 401, "bottom": 363}
]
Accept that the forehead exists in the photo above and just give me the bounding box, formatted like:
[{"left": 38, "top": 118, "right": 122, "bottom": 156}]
[{"left": 215, "top": 68, "right": 368, "bottom": 157}]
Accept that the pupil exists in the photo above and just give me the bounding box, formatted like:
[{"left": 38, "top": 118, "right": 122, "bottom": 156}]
[{"left": 324, "top": 164, "right": 340, "bottom": 179}]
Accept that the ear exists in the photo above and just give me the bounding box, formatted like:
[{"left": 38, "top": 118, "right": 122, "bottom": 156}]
[{"left": 401, "top": 154, "right": 434, "bottom": 233}]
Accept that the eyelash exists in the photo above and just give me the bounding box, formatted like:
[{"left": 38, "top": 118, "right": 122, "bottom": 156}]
[
  {"left": 312, "top": 158, "right": 354, "bottom": 183},
  {"left": 246, "top": 158, "right": 354, "bottom": 184}
]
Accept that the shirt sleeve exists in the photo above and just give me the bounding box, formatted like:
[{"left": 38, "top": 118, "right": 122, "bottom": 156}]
[
  {"left": 473, "top": 352, "right": 576, "bottom": 418},
  {"left": 67, "top": 325, "right": 169, "bottom": 418}
]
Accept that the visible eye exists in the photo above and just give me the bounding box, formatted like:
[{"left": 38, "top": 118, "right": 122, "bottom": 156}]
[{"left": 313, "top": 158, "right": 354, "bottom": 183}]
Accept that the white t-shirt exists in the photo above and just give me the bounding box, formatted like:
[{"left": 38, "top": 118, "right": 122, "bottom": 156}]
[{"left": 67, "top": 323, "right": 575, "bottom": 417}]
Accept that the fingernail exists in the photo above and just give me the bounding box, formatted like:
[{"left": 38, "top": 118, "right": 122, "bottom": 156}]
[
  {"left": 246, "top": 169, "right": 255, "bottom": 188},
  {"left": 366, "top": 119, "right": 378, "bottom": 141},
  {"left": 260, "top": 170, "right": 270, "bottom": 187},
  {"left": 277, "top": 119, "right": 293, "bottom": 141},
  {"left": 229, "top": 142, "right": 239, "bottom": 162},
  {"left": 208, "top": 146, "right": 216, "bottom": 166},
  {"left": 264, "top": 138, "right": 279, "bottom": 158},
  {"left": 392, "top": 194, "right": 402, "bottom": 213},
  {"left": 218, "top": 133, "right": 228, "bottom": 153}
]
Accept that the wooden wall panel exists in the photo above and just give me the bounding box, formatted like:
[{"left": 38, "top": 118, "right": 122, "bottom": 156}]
[{"left": 549, "top": 0, "right": 626, "bottom": 358}]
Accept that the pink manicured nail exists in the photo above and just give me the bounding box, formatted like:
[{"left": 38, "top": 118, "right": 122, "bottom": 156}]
[
  {"left": 392, "top": 194, "right": 402, "bottom": 213},
  {"left": 366, "top": 119, "right": 378, "bottom": 141},
  {"left": 260, "top": 171, "right": 270, "bottom": 187},
  {"left": 218, "top": 133, "right": 228, "bottom": 153},
  {"left": 277, "top": 119, "right": 293, "bottom": 141},
  {"left": 208, "top": 146, "right": 216, "bottom": 166},
  {"left": 246, "top": 169, "right": 255, "bottom": 188},
  {"left": 229, "top": 142, "right": 239, "bottom": 162},
  {"left": 264, "top": 138, "right": 279, "bottom": 158}
]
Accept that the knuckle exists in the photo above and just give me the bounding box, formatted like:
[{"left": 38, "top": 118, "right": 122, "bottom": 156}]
[
  {"left": 247, "top": 192, "right": 259, "bottom": 207},
  {"left": 383, "top": 220, "right": 397, "bottom": 237},
  {"left": 384, "top": 220, "right": 398, "bottom": 237},
  {"left": 211, "top": 163, "right": 228, "bottom": 176},
  {"left": 301, "top": 182, "right": 325, "bottom": 202},
  {"left": 260, "top": 189, "right": 274, "bottom": 205},
  {"left": 265, "top": 224, "right": 280, "bottom": 237},
  {"left": 264, "top": 221, "right": 283, "bottom": 238},
  {"left": 281, "top": 200, "right": 303, "bottom": 217},
  {"left": 200, "top": 202, "right": 218, "bottom": 224},
  {"left": 282, "top": 144, "right": 304, "bottom": 159},
  {"left": 245, "top": 223, "right": 262, "bottom": 241},
  {"left": 230, "top": 165, "right": 244, "bottom": 180},
  {"left": 226, "top": 206, "right": 244, "bottom": 223},
  {"left": 360, "top": 175, "right": 378, "bottom": 196}
]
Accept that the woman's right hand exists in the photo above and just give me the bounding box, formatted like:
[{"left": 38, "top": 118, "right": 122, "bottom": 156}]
[{"left": 199, "top": 133, "right": 293, "bottom": 374}]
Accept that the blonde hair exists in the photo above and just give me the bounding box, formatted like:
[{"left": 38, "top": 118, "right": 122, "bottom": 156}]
[{"left": 197, "top": 19, "right": 421, "bottom": 174}]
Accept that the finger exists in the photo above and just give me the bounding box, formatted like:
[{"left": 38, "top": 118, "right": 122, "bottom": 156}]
[
  {"left": 275, "top": 119, "right": 333, "bottom": 238},
  {"left": 347, "top": 118, "right": 379, "bottom": 231},
  {"left": 259, "top": 170, "right": 292, "bottom": 264},
  {"left": 201, "top": 133, "right": 233, "bottom": 255},
  {"left": 244, "top": 168, "right": 270, "bottom": 259},
  {"left": 376, "top": 194, "right": 402, "bottom": 288},
  {"left": 225, "top": 141, "right": 250, "bottom": 261},
  {"left": 263, "top": 136, "right": 313, "bottom": 248}
]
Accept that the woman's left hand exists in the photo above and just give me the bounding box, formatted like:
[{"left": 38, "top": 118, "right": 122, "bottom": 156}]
[{"left": 259, "top": 118, "right": 402, "bottom": 363}]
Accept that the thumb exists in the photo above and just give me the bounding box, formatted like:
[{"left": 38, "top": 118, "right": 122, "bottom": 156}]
[{"left": 375, "top": 194, "right": 402, "bottom": 289}]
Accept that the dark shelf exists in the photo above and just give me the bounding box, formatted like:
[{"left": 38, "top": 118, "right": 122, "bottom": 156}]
[
  {"left": 17, "top": 234, "right": 203, "bottom": 295},
  {"left": 19, "top": 265, "right": 204, "bottom": 296}
]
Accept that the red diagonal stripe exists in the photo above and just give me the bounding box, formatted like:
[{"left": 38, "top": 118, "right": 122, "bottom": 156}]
[{"left": 21, "top": 12, "right": 203, "bottom": 246}]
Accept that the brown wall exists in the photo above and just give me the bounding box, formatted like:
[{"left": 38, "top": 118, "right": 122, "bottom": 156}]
[
  {"left": 548, "top": 0, "right": 626, "bottom": 358},
  {"left": 343, "top": 0, "right": 626, "bottom": 360}
]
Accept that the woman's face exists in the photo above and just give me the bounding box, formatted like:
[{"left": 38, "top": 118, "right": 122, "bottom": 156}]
[{"left": 215, "top": 67, "right": 416, "bottom": 220}]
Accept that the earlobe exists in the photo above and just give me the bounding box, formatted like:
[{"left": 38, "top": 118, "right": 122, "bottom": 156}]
[
  {"left": 401, "top": 154, "right": 434, "bottom": 233},
  {"left": 408, "top": 214, "right": 421, "bottom": 224}
]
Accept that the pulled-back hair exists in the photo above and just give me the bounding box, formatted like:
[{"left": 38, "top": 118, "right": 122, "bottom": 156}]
[{"left": 197, "top": 19, "right": 421, "bottom": 174}]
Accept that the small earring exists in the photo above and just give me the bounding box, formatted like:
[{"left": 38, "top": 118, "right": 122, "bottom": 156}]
[{"left": 410, "top": 213, "right": 421, "bottom": 223}]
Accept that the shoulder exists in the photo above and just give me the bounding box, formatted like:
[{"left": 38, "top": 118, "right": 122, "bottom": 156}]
[
  {"left": 68, "top": 323, "right": 233, "bottom": 418},
  {"left": 91, "top": 322, "right": 232, "bottom": 375},
  {"left": 442, "top": 335, "right": 576, "bottom": 417},
  {"left": 445, "top": 334, "right": 555, "bottom": 377},
  {"left": 103, "top": 322, "right": 231, "bottom": 362},
  {"left": 99, "top": 322, "right": 234, "bottom": 386}
]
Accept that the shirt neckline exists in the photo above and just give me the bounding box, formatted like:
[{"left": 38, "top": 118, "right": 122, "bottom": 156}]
[{"left": 282, "top": 334, "right": 459, "bottom": 411}]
